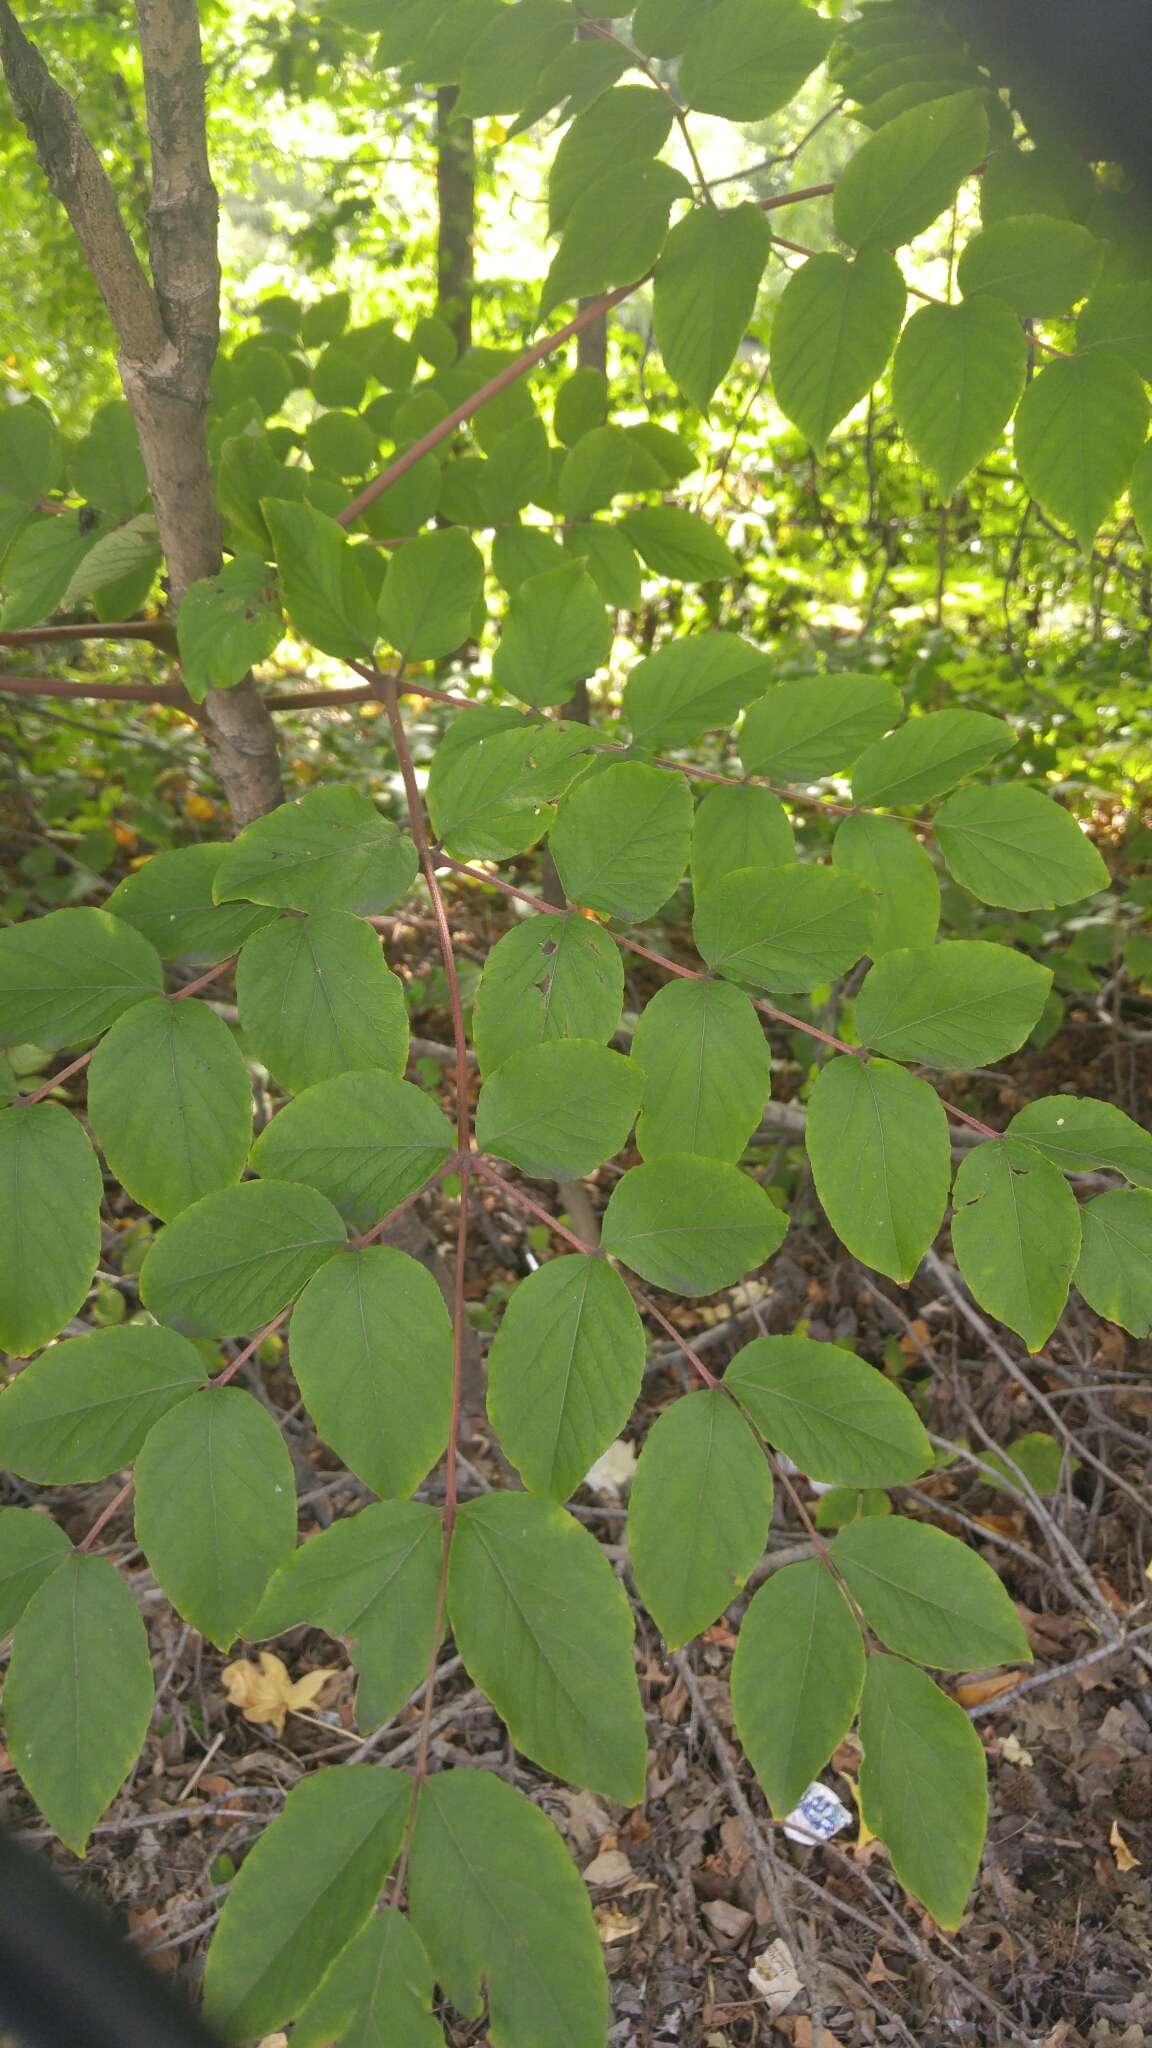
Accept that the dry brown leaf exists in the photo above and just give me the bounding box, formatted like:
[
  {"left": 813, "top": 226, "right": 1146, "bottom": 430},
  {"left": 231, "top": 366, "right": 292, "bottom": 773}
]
[
  {"left": 1110, "top": 1819, "right": 1141, "bottom": 1872},
  {"left": 220, "top": 1652, "right": 337, "bottom": 1736},
  {"left": 954, "top": 1670, "right": 1021, "bottom": 1709},
  {"left": 582, "top": 1848, "right": 634, "bottom": 1888}
]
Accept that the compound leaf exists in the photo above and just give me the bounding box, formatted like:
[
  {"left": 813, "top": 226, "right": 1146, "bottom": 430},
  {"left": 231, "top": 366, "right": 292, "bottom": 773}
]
[
  {"left": 251, "top": 1072, "right": 454, "bottom": 1231},
  {"left": 1074, "top": 1189, "right": 1152, "bottom": 1336},
  {"left": 550, "top": 762, "right": 693, "bottom": 922},
  {"left": 140, "top": 1178, "right": 345, "bottom": 1338},
  {"left": 601, "top": 1155, "right": 787, "bottom": 1295},
  {"left": 472, "top": 914, "right": 623, "bottom": 1076},
  {"left": 629, "top": 1390, "right": 773, "bottom": 1647},
  {"left": 632, "top": 977, "right": 771, "bottom": 1162},
  {"left": 732, "top": 1560, "right": 865, "bottom": 1816},
  {"left": 290, "top": 1247, "right": 453, "bottom": 1499},
  {"left": 859, "top": 1653, "right": 987, "bottom": 1930},
  {"left": 135, "top": 1386, "right": 297, "bottom": 1648},
  {"left": 6, "top": 1553, "right": 153, "bottom": 1855},
  {"left": 855, "top": 941, "right": 1052, "bottom": 1067},
  {"left": 236, "top": 910, "right": 409, "bottom": 1094},
  {"left": 725, "top": 1333, "right": 930, "bottom": 1487},
  {"left": 806, "top": 1055, "right": 951, "bottom": 1283},
  {"left": 694, "top": 863, "right": 874, "bottom": 993},
  {"left": 448, "top": 1492, "right": 647, "bottom": 1803},
  {"left": 214, "top": 787, "right": 418, "bottom": 917},
  {"left": 653, "top": 201, "right": 772, "bottom": 412},
  {"left": 87, "top": 996, "right": 252, "bottom": 1221},
  {"left": 486, "top": 1257, "right": 645, "bottom": 1502},
  {"left": 475, "top": 1040, "right": 643, "bottom": 1179},
  {"left": 0, "top": 906, "right": 162, "bottom": 1051},
  {"left": 951, "top": 1139, "right": 1081, "bottom": 1350},
  {"left": 771, "top": 248, "right": 905, "bottom": 451},
  {"left": 0, "top": 1323, "right": 206, "bottom": 1483},
  {"left": 204, "top": 1768, "right": 410, "bottom": 2043},
  {"left": 0, "top": 1102, "right": 102, "bottom": 1356}
]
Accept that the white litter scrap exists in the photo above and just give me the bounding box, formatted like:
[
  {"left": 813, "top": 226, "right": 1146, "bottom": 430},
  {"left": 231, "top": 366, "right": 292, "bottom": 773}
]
[
  {"left": 781, "top": 1781, "right": 853, "bottom": 1845},
  {"left": 749, "top": 1936, "right": 803, "bottom": 2015}
]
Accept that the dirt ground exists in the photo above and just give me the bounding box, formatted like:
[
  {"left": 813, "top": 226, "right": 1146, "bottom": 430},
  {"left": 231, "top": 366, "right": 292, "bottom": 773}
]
[{"left": 2, "top": 894, "right": 1150, "bottom": 2048}]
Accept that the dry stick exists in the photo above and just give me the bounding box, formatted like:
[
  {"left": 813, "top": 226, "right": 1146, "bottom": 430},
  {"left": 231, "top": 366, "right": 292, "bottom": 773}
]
[
  {"left": 964, "top": 1615, "right": 1152, "bottom": 1721},
  {"left": 924, "top": 1250, "right": 1150, "bottom": 1525},
  {"left": 437, "top": 852, "right": 999, "bottom": 1141}
]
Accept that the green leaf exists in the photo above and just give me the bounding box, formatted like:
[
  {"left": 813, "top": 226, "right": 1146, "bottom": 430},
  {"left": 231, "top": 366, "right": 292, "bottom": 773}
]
[
  {"left": 620, "top": 506, "right": 739, "bottom": 583},
  {"left": 694, "top": 863, "right": 874, "bottom": 993},
  {"left": 310, "top": 343, "right": 368, "bottom": 409},
  {"left": 236, "top": 910, "right": 409, "bottom": 1094},
  {"left": 936, "top": 783, "right": 1109, "bottom": 911},
  {"left": 487, "top": 1255, "right": 645, "bottom": 1501},
  {"left": 1078, "top": 281, "right": 1152, "bottom": 379},
  {"left": 633, "top": 0, "right": 718, "bottom": 53},
  {"left": 289, "top": 1247, "right": 453, "bottom": 1498},
  {"left": 632, "top": 978, "right": 771, "bottom": 1162},
  {"left": 214, "top": 786, "right": 418, "bottom": 916},
  {"left": 494, "top": 522, "right": 566, "bottom": 590},
  {"left": 0, "top": 1323, "right": 206, "bottom": 1483},
  {"left": 426, "top": 707, "right": 590, "bottom": 860},
  {"left": 1005, "top": 1094, "right": 1152, "bottom": 1188},
  {"left": 0, "top": 1507, "right": 71, "bottom": 1633},
  {"left": 6, "top": 1553, "right": 153, "bottom": 1854},
  {"left": 957, "top": 214, "right": 1099, "bottom": 315},
  {"left": 293, "top": 1911, "right": 441, "bottom": 2048},
  {"left": 0, "top": 402, "right": 60, "bottom": 505},
  {"left": 105, "top": 845, "right": 278, "bottom": 967},
  {"left": 850, "top": 707, "right": 1012, "bottom": 807},
  {"left": 1132, "top": 439, "right": 1152, "bottom": 551},
  {"left": 680, "top": 0, "right": 833, "bottom": 119},
  {"left": 725, "top": 1333, "right": 930, "bottom": 1486},
  {"left": 378, "top": 526, "right": 485, "bottom": 660},
  {"left": 448, "top": 1492, "right": 647, "bottom": 1802},
  {"left": 859, "top": 1654, "right": 987, "bottom": 1930},
  {"left": 177, "top": 554, "right": 283, "bottom": 699},
  {"left": 629, "top": 1390, "right": 772, "bottom": 1647},
  {"left": 623, "top": 631, "right": 771, "bottom": 748},
  {"left": 855, "top": 941, "right": 1053, "bottom": 1067},
  {"left": 732, "top": 1561, "right": 865, "bottom": 1816},
  {"left": 980, "top": 143, "right": 1095, "bottom": 228},
  {"left": 409, "top": 1771, "right": 609, "bottom": 2045},
  {"left": 549, "top": 85, "right": 675, "bottom": 232},
  {"left": 0, "top": 512, "right": 102, "bottom": 629},
  {"left": 305, "top": 409, "right": 378, "bottom": 481},
  {"left": 831, "top": 1516, "right": 1031, "bottom": 1668},
  {"left": 806, "top": 1055, "right": 951, "bottom": 1283},
  {"left": 251, "top": 1072, "right": 454, "bottom": 1231},
  {"left": 491, "top": 562, "right": 612, "bottom": 710},
  {"left": 69, "top": 400, "right": 148, "bottom": 518},
  {"left": 87, "top": 996, "right": 251, "bottom": 1221},
  {"left": 832, "top": 814, "right": 940, "bottom": 956},
  {"left": 565, "top": 521, "right": 643, "bottom": 608},
  {"left": 135, "top": 1386, "right": 297, "bottom": 1647},
  {"left": 691, "top": 784, "right": 794, "bottom": 894},
  {"left": 601, "top": 1155, "right": 787, "bottom": 1295},
  {"left": 204, "top": 1768, "right": 410, "bottom": 2043},
  {"left": 140, "top": 1178, "right": 345, "bottom": 1338},
  {"left": 951, "top": 1138, "right": 1081, "bottom": 1351},
  {"left": 981, "top": 1431, "right": 1072, "bottom": 1497},
  {"left": 553, "top": 365, "right": 608, "bottom": 446},
  {"left": 556, "top": 425, "right": 634, "bottom": 520},
  {"left": 1074, "top": 1189, "right": 1152, "bottom": 1336},
  {"left": 1014, "top": 352, "right": 1148, "bottom": 552},
  {"left": 550, "top": 762, "right": 693, "bottom": 921},
  {"left": 653, "top": 202, "right": 772, "bottom": 413},
  {"left": 472, "top": 913, "right": 623, "bottom": 1076},
  {"left": 834, "top": 92, "right": 987, "bottom": 250},
  {"left": 456, "top": 0, "right": 573, "bottom": 114},
  {"left": 262, "top": 498, "right": 378, "bottom": 660},
  {"left": 540, "top": 159, "right": 691, "bottom": 320},
  {"left": 475, "top": 1040, "right": 643, "bottom": 1179},
  {"left": 739, "top": 675, "right": 902, "bottom": 779},
  {"left": 249, "top": 1501, "right": 443, "bottom": 1731},
  {"left": 0, "top": 1103, "right": 102, "bottom": 1356},
  {"left": 891, "top": 297, "right": 1028, "bottom": 502},
  {"left": 63, "top": 514, "right": 161, "bottom": 610},
  {"left": 0, "top": 905, "right": 163, "bottom": 1050},
  {"left": 771, "top": 249, "right": 906, "bottom": 452}
]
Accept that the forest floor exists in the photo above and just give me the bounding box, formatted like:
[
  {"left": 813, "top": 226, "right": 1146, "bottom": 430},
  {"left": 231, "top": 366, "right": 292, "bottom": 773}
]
[{"left": 2, "top": 872, "right": 1150, "bottom": 2048}]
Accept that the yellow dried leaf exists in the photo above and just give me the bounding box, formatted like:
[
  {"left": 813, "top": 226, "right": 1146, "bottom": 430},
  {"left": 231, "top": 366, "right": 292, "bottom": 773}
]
[
  {"left": 220, "top": 1652, "right": 335, "bottom": 1736},
  {"left": 1110, "top": 1819, "right": 1140, "bottom": 1872}
]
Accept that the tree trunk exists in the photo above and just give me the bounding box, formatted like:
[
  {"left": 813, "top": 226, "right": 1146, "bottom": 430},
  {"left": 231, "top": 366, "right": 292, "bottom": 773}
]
[
  {"left": 0, "top": 0, "right": 283, "bottom": 829},
  {"left": 435, "top": 86, "right": 475, "bottom": 357}
]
